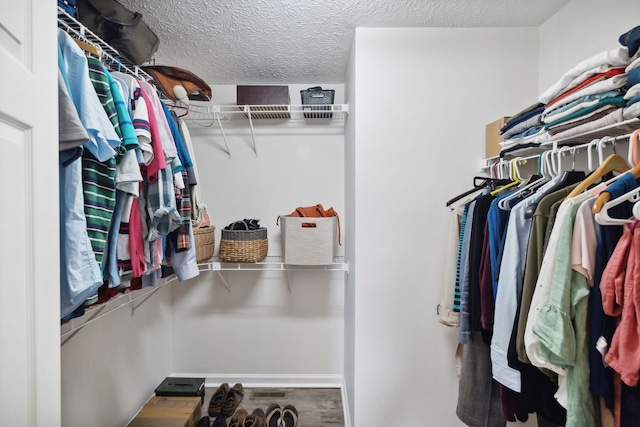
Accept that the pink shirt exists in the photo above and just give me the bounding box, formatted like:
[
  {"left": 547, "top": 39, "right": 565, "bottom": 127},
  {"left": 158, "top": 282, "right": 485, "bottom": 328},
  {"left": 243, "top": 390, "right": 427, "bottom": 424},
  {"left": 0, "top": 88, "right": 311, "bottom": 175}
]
[
  {"left": 137, "top": 83, "right": 166, "bottom": 183},
  {"left": 600, "top": 219, "right": 640, "bottom": 387}
]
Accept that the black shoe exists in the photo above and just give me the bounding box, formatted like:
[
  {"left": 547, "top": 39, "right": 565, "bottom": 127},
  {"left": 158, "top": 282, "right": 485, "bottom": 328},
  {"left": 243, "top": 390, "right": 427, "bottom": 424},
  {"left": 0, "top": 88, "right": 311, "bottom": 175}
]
[
  {"left": 282, "top": 405, "right": 298, "bottom": 427},
  {"left": 196, "top": 416, "right": 211, "bottom": 427},
  {"left": 265, "top": 403, "right": 282, "bottom": 427},
  {"left": 212, "top": 414, "right": 227, "bottom": 427}
]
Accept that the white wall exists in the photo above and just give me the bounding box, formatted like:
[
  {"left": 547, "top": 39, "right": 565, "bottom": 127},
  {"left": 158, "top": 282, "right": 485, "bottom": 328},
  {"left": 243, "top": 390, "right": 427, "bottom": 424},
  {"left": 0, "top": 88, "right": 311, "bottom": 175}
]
[
  {"left": 170, "top": 85, "right": 346, "bottom": 378},
  {"left": 538, "top": 0, "right": 640, "bottom": 95},
  {"left": 349, "top": 27, "right": 539, "bottom": 426},
  {"left": 58, "top": 2, "right": 640, "bottom": 426},
  {"left": 60, "top": 286, "right": 173, "bottom": 427}
]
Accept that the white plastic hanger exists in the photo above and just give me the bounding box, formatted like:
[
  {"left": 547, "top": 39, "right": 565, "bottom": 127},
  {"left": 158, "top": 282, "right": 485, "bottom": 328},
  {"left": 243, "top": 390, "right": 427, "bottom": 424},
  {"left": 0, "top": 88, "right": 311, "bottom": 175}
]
[
  {"left": 568, "top": 134, "right": 631, "bottom": 199},
  {"left": 587, "top": 138, "right": 600, "bottom": 172},
  {"left": 542, "top": 150, "right": 555, "bottom": 178},
  {"left": 633, "top": 198, "right": 640, "bottom": 220},
  {"left": 490, "top": 158, "right": 522, "bottom": 196},
  {"left": 595, "top": 185, "right": 640, "bottom": 225},
  {"left": 549, "top": 148, "right": 561, "bottom": 178},
  {"left": 498, "top": 156, "right": 551, "bottom": 210}
]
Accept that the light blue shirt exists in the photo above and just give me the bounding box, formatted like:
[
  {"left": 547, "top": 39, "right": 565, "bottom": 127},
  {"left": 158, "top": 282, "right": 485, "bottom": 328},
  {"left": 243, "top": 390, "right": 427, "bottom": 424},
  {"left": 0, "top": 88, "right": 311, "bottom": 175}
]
[
  {"left": 57, "top": 29, "right": 119, "bottom": 162},
  {"left": 490, "top": 177, "right": 560, "bottom": 392},
  {"left": 59, "top": 153, "right": 103, "bottom": 319}
]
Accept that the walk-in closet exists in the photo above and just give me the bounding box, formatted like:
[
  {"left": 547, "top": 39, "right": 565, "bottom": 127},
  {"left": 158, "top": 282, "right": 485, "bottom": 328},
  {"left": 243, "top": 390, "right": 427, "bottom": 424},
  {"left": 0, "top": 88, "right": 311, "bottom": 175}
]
[{"left": 3, "top": 1, "right": 640, "bottom": 426}]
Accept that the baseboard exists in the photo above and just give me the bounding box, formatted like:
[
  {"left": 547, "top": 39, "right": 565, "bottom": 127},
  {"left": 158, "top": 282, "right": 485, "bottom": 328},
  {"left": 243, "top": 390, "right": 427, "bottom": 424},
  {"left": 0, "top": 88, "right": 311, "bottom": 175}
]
[
  {"left": 170, "top": 373, "right": 350, "bottom": 425},
  {"left": 171, "top": 372, "right": 344, "bottom": 388}
]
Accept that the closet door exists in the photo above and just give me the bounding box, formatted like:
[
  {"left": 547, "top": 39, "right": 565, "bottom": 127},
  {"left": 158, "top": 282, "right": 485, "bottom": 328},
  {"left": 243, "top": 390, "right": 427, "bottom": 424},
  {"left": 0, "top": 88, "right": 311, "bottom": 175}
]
[{"left": 0, "top": 1, "right": 60, "bottom": 426}]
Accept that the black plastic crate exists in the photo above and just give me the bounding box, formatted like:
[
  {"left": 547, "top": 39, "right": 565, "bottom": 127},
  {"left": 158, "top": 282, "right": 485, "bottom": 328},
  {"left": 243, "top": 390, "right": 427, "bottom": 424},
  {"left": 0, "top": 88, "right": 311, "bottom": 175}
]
[
  {"left": 155, "top": 377, "right": 205, "bottom": 404},
  {"left": 301, "top": 87, "right": 335, "bottom": 118}
]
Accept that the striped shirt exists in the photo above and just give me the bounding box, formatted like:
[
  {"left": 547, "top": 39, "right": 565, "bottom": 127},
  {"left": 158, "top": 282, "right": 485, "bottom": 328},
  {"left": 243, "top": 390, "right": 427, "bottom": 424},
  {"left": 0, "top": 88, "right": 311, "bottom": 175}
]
[{"left": 83, "top": 57, "right": 119, "bottom": 267}]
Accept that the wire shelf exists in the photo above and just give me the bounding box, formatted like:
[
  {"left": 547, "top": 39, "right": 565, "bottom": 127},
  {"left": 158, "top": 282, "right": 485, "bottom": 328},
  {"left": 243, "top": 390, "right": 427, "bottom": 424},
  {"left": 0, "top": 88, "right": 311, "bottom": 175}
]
[
  {"left": 186, "top": 104, "right": 349, "bottom": 122},
  {"left": 199, "top": 255, "right": 348, "bottom": 271},
  {"left": 57, "top": 6, "right": 153, "bottom": 81}
]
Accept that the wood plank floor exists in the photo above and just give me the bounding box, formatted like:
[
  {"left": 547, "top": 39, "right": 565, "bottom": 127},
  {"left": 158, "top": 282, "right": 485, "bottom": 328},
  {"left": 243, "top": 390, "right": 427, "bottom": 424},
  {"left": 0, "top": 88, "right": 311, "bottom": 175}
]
[{"left": 201, "top": 386, "right": 345, "bottom": 427}]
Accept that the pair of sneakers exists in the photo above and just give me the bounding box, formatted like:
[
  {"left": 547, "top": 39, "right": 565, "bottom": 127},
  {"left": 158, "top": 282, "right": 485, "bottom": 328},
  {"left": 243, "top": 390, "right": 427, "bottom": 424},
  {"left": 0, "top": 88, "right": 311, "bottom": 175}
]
[
  {"left": 208, "top": 383, "right": 245, "bottom": 418},
  {"left": 265, "top": 404, "right": 298, "bottom": 427}
]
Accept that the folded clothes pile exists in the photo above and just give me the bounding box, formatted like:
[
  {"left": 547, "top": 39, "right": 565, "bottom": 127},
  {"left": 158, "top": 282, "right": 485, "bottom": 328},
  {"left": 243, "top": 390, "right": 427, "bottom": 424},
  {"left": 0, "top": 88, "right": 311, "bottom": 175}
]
[
  {"left": 622, "top": 26, "right": 640, "bottom": 120},
  {"left": 500, "top": 24, "right": 640, "bottom": 151},
  {"left": 499, "top": 102, "right": 547, "bottom": 153},
  {"left": 540, "top": 26, "right": 640, "bottom": 141}
]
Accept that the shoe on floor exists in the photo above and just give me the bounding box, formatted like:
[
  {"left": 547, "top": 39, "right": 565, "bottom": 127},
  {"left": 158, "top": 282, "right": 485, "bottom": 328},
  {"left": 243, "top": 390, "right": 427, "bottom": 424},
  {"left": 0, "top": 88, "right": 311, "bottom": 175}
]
[
  {"left": 208, "top": 383, "right": 230, "bottom": 417},
  {"left": 264, "top": 403, "right": 282, "bottom": 427},
  {"left": 221, "top": 383, "right": 244, "bottom": 416},
  {"left": 196, "top": 416, "right": 211, "bottom": 427},
  {"left": 243, "top": 407, "right": 266, "bottom": 427},
  {"left": 227, "top": 408, "right": 248, "bottom": 427},
  {"left": 282, "top": 404, "right": 298, "bottom": 427},
  {"left": 212, "top": 415, "right": 227, "bottom": 427}
]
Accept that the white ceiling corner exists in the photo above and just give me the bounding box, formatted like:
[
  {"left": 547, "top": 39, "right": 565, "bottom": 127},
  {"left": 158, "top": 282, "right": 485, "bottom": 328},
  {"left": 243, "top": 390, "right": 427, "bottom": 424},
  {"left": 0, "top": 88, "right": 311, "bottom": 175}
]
[{"left": 118, "top": 0, "right": 569, "bottom": 85}]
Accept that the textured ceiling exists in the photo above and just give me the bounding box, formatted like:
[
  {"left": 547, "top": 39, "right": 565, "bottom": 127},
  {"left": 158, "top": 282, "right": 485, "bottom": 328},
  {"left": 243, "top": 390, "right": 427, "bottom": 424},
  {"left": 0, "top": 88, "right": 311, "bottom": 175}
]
[{"left": 118, "top": 0, "right": 568, "bottom": 85}]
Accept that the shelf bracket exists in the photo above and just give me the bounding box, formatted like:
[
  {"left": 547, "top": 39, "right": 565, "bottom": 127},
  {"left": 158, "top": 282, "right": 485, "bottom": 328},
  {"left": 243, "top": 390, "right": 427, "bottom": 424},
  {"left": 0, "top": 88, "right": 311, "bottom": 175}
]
[
  {"left": 215, "top": 270, "right": 232, "bottom": 292},
  {"left": 131, "top": 285, "right": 164, "bottom": 313},
  {"left": 61, "top": 304, "right": 106, "bottom": 346},
  {"left": 246, "top": 107, "right": 258, "bottom": 157},
  {"left": 214, "top": 109, "right": 231, "bottom": 158}
]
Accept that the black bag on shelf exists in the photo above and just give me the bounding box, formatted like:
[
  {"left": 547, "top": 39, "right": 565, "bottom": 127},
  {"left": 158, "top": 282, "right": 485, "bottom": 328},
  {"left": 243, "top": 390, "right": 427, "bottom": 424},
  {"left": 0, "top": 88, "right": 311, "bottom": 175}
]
[{"left": 76, "top": 0, "right": 159, "bottom": 65}]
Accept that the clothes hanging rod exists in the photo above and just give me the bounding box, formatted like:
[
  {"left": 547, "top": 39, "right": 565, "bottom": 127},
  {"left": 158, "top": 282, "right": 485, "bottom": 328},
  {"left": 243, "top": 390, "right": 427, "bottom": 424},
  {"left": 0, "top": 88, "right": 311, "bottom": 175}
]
[{"left": 57, "top": 6, "right": 153, "bottom": 81}]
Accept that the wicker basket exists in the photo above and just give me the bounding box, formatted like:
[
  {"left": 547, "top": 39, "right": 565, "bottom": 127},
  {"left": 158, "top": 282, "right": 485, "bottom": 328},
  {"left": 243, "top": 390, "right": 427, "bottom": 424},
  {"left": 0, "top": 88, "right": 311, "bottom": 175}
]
[
  {"left": 193, "top": 226, "right": 215, "bottom": 263},
  {"left": 219, "top": 228, "right": 268, "bottom": 263}
]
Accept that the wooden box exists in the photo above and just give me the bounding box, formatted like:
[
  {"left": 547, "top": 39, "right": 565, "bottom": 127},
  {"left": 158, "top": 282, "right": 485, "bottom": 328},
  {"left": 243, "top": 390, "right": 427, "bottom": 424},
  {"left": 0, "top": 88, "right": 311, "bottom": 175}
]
[
  {"left": 128, "top": 396, "right": 202, "bottom": 427},
  {"left": 485, "top": 117, "right": 510, "bottom": 158}
]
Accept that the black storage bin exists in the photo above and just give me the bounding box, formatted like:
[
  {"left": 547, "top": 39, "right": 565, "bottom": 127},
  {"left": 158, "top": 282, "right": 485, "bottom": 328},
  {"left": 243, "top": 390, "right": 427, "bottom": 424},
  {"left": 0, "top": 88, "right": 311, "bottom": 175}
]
[
  {"left": 155, "top": 377, "right": 206, "bottom": 404},
  {"left": 301, "top": 86, "right": 335, "bottom": 118}
]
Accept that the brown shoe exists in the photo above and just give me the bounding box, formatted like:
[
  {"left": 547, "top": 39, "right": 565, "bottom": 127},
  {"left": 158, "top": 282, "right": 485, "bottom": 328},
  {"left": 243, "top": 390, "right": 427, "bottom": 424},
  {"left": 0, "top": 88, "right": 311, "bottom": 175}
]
[
  {"left": 243, "top": 408, "right": 266, "bottom": 427},
  {"left": 221, "top": 383, "right": 244, "bottom": 416},
  {"left": 208, "top": 383, "right": 230, "bottom": 417},
  {"left": 227, "top": 408, "right": 248, "bottom": 427}
]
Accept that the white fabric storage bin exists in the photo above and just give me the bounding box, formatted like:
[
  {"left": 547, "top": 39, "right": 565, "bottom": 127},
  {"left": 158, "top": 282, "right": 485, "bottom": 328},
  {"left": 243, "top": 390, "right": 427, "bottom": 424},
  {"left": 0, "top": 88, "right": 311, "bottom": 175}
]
[{"left": 280, "top": 216, "right": 337, "bottom": 265}]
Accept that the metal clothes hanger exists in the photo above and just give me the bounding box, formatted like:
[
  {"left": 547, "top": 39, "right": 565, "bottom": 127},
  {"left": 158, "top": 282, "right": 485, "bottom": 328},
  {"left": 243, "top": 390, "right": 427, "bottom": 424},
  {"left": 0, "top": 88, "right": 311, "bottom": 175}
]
[{"left": 166, "top": 101, "right": 190, "bottom": 118}]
